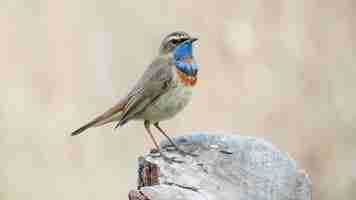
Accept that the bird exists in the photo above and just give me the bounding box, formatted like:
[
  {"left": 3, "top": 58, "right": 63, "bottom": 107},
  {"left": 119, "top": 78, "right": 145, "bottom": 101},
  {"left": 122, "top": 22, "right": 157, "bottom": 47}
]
[{"left": 71, "top": 31, "right": 199, "bottom": 163}]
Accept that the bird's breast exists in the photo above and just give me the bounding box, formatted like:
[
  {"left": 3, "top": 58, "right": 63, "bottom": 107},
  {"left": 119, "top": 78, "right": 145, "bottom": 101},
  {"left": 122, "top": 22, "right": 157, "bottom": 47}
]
[
  {"left": 176, "top": 68, "right": 198, "bottom": 87},
  {"left": 174, "top": 58, "right": 198, "bottom": 87},
  {"left": 138, "top": 69, "right": 194, "bottom": 123}
]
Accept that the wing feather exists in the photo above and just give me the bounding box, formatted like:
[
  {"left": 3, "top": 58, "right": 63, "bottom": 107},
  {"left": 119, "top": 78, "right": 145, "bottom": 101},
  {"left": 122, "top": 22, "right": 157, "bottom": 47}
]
[
  {"left": 71, "top": 56, "right": 174, "bottom": 136},
  {"left": 115, "top": 56, "right": 174, "bottom": 126}
]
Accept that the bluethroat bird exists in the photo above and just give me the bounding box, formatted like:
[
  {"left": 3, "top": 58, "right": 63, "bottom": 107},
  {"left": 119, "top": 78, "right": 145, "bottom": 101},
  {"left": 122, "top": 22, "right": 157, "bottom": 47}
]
[{"left": 71, "top": 31, "right": 199, "bottom": 163}]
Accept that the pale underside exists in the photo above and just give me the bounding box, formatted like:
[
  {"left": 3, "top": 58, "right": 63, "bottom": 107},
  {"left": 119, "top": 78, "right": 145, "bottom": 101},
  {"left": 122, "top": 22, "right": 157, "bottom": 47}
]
[{"left": 136, "top": 71, "right": 193, "bottom": 123}]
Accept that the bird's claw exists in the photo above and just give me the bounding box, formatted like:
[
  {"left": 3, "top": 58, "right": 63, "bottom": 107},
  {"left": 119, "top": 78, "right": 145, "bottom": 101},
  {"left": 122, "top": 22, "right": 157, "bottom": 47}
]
[
  {"left": 163, "top": 144, "right": 176, "bottom": 151},
  {"left": 177, "top": 149, "right": 199, "bottom": 157},
  {"left": 163, "top": 144, "right": 199, "bottom": 157},
  {"left": 161, "top": 154, "right": 184, "bottom": 164},
  {"left": 150, "top": 148, "right": 160, "bottom": 154},
  {"left": 150, "top": 149, "right": 184, "bottom": 163}
]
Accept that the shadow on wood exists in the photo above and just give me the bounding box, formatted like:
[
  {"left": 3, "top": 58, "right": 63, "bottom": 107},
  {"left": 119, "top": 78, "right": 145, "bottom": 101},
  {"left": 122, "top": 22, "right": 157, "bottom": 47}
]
[{"left": 129, "top": 133, "right": 312, "bottom": 200}]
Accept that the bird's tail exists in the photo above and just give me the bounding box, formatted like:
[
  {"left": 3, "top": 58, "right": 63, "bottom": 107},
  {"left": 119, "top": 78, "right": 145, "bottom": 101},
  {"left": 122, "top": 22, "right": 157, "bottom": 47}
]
[
  {"left": 71, "top": 104, "right": 124, "bottom": 136},
  {"left": 71, "top": 120, "right": 99, "bottom": 136}
]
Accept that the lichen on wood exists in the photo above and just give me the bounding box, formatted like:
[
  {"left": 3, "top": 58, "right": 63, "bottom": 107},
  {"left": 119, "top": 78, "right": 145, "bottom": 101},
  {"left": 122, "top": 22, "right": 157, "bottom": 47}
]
[{"left": 129, "top": 133, "right": 312, "bottom": 200}]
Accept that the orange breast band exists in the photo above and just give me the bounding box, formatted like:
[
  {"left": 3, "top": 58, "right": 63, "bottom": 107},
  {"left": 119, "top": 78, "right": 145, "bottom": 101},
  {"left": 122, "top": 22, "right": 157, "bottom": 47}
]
[{"left": 176, "top": 68, "right": 197, "bottom": 86}]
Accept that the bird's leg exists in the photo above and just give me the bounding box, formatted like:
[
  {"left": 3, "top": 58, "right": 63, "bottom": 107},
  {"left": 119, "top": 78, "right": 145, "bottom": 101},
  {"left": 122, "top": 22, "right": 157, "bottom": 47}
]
[
  {"left": 144, "top": 120, "right": 183, "bottom": 163},
  {"left": 153, "top": 122, "right": 198, "bottom": 157}
]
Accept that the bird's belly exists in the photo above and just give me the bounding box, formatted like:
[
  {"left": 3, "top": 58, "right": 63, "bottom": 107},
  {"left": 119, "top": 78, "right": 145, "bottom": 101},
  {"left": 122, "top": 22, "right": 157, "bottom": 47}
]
[{"left": 140, "top": 83, "right": 193, "bottom": 122}]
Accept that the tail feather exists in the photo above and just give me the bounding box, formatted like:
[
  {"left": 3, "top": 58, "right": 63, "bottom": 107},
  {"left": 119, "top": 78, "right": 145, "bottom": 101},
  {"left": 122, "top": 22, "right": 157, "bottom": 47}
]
[
  {"left": 71, "top": 120, "right": 98, "bottom": 136},
  {"left": 71, "top": 103, "right": 125, "bottom": 136}
]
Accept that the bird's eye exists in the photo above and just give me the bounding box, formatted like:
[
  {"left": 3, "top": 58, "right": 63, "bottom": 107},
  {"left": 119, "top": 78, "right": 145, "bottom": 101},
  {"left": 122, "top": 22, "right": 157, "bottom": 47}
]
[{"left": 171, "top": 39, "right": 179, "bottom": 45}]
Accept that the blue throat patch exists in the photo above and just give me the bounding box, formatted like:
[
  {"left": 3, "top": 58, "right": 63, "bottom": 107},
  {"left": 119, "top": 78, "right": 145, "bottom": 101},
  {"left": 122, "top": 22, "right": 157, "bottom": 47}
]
[{"left": 174, "top": 42, "right": 199, "bottom": 76}]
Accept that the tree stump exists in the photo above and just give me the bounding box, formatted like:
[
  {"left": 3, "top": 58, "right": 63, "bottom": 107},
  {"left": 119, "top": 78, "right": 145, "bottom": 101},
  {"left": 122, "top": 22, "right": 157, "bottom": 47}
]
[{"left": 128, "top": 133, "right": 312, "bottom": 200}]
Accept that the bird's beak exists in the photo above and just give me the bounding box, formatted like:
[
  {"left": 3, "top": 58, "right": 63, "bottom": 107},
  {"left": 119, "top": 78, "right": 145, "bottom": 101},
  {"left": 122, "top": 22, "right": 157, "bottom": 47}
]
[
  {"left": 190, "top": 37, "right": 198, "bottom": 43},
  {"left": 179, "top": 37, "right": 198, "bottom": 47}
]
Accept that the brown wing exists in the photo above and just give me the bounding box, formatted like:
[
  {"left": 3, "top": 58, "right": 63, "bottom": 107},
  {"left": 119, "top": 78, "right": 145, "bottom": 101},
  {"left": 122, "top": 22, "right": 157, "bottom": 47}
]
[
  {"left": 70, "top": 56, "right": 173, "bottom": 136},
  {"left": 115, "top": 56, "right": 174, "bottom": 126}
]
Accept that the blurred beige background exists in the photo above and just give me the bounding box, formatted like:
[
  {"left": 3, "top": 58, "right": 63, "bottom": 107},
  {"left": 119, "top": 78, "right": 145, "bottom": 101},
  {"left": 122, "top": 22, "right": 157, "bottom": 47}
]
[{"left": 1, "top": 0, "right": 355, "bottom": 199}]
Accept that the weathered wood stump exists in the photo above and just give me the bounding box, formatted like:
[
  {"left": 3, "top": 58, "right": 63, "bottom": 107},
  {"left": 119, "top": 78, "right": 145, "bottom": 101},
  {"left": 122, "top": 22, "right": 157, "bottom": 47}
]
[{"left": 129, "top": 133, "right": 312, "bottom": 200}]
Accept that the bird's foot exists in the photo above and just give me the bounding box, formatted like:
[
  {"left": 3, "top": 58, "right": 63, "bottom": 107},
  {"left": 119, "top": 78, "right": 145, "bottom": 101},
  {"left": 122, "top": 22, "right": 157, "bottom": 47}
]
[
  {"left": 163, "top": 144, "right": 199, "bottom": 157},
  {"left": 150, "top": 148, "right": 160, "bottom": 154},
  {"left": 150, "top": 148, "right": 184, "bottom": 163},
  {"left": 177, "top": 149, "right": 199, "bottom": 157},
  {"left": 160, "top": 152, "right": 184, "bottom": 164}
]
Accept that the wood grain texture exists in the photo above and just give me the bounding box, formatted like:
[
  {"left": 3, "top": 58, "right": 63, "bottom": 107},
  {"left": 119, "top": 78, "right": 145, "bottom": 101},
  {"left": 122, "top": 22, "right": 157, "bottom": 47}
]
[{"left": 129, "top": 133, "right": 312, "bottom": 200}]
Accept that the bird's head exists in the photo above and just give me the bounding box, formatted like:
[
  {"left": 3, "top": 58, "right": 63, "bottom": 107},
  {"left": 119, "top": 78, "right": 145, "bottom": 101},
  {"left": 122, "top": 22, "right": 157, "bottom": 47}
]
[{"left": 159, "top": 31, "right": 198, "bottom": 58}]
